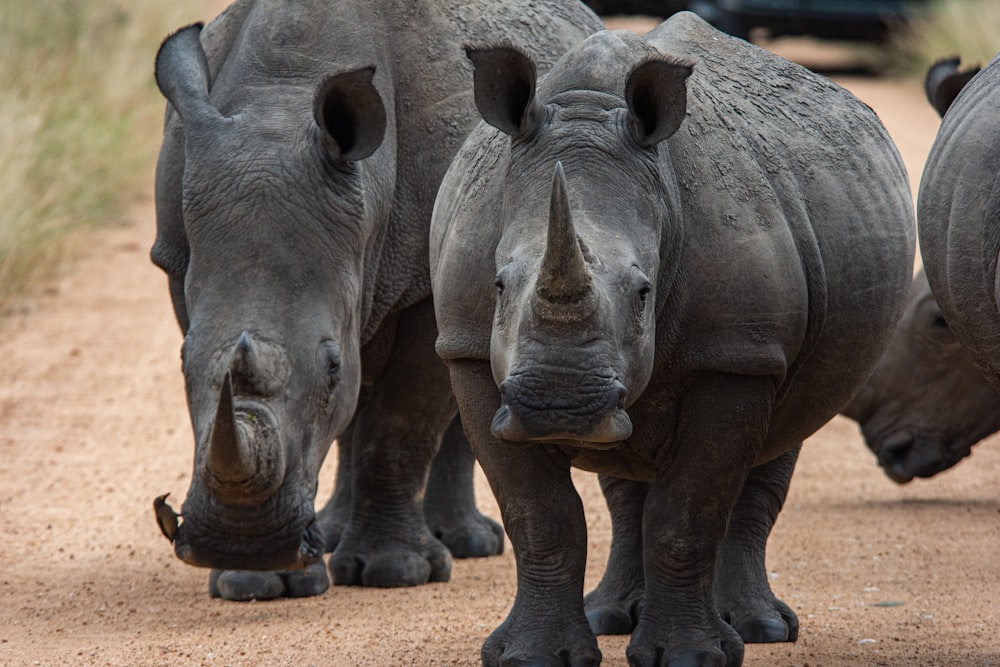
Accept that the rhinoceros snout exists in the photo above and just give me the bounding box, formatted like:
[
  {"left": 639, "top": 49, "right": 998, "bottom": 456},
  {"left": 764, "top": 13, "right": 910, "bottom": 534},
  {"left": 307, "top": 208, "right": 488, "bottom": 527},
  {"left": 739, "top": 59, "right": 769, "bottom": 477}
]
[
  {"left": 171, "top": 493, "right": 324, "bottom": 571},
  {"left": 491, "top": 376, "right": 631, "bottom": 447},
  {"left": 876, "top": 434, "right": 967, "bottom": 484}
]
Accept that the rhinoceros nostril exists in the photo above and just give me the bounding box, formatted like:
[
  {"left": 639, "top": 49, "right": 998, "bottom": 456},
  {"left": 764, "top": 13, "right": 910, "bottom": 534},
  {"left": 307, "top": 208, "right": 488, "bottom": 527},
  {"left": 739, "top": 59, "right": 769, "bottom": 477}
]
[{"left": 613, "top": 380, "right": 627, "bottom": 410}]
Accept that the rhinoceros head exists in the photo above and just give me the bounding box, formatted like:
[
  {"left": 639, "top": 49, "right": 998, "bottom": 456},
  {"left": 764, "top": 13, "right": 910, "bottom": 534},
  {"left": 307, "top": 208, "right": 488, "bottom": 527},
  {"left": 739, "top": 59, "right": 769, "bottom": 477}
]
[
  {"left": 153, "top": 25, "right": 387, "bottom": 569},
  {"left": 842, "top": 270, "right": 1000, "bottom": 483},
  {"left": 464, "top": 34, "right": 692, "bottom": 448}
]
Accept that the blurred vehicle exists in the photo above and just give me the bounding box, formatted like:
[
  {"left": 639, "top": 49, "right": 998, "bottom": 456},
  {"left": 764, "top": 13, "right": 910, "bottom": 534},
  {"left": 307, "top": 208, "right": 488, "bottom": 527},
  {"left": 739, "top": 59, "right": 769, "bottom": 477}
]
[
  {"left": 584, "top": 0, "right": 688, "bottom": 15},
  {"left": 586, "top": 0, "right": 929, "bottom": 41}
]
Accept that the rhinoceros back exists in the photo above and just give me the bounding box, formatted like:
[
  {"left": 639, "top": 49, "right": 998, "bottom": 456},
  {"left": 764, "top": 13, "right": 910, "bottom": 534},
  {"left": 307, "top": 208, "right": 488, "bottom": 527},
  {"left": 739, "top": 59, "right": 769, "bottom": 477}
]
[{"left": 651, "top": 12, "right": 915, "bottom": 447}]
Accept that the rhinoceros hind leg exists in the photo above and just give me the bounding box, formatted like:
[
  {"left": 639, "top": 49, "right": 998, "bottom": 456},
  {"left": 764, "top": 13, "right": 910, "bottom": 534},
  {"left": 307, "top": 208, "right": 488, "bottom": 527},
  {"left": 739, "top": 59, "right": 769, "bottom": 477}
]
[
  {"left": 584, "top": 475, "right": 648, "bottom": 635},
  {"left": 329, "top": 542, "right": 451, "bottom": 587},
  {"left": 713, "top": 446, "right": 801, "bottom": 644},
  {"left": 423, "top": 416, "right": 505, "bottom": 558}
]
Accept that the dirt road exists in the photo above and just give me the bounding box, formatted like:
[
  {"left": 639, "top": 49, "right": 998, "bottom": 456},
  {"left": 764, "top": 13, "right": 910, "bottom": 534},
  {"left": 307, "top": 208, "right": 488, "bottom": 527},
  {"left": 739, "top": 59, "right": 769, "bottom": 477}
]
[{"left": 1, "top": 14, "right": 997, "bottom": 667}]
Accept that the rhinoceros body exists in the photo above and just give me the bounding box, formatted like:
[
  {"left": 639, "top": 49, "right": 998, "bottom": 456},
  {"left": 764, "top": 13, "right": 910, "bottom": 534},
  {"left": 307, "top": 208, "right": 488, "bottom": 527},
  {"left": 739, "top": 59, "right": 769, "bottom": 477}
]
[
  {"left": 431, "top": 12, "right": 914, "bottom": 666},
  {"left": 842, "top": 57, "right": 999, "bottom": 484},
  {"left": 152, "top": 0, "right": 602, "bottom": 599}
]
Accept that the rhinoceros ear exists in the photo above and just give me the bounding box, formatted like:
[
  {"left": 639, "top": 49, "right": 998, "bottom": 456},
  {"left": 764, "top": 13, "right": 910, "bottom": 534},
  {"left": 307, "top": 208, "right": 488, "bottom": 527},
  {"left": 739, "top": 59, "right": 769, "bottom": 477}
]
[
  {"left": 313, "top": 67, "right": 387, "bottom": 161},
  {"left": 465, "top": 42, "right": 541, "bottom": 139},
  {"left": 155, "top": 23, "right": 224, "bottom": 129},
  {"left": 625, "top": 56, "right": 694, "bottom": 147}
]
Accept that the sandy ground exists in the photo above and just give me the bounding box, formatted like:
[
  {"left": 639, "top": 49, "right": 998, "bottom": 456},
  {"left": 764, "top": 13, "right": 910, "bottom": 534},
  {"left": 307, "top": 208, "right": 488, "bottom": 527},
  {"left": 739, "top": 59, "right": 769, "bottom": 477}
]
[{"left": 1, "top": 10, "right": 998, "bottom": 667}]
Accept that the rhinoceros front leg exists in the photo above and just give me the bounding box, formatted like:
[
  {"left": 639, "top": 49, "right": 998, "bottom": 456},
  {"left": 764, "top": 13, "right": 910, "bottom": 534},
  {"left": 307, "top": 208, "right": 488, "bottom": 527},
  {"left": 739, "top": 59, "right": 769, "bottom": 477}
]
[
  {"left": 584, "top": 475, "right": 648, "bottom": 635},
  {"left": 714, "top": 445, "right": 800, "bottom": 643},
  {"left": 448, "top": 359, "right": 601, "bottom": 667},
  {"left": 328, "top": 299, "right": 455, "bottom": 587},
  {"left": 629, "top": 373, "right": 778, "bottom": 667}
]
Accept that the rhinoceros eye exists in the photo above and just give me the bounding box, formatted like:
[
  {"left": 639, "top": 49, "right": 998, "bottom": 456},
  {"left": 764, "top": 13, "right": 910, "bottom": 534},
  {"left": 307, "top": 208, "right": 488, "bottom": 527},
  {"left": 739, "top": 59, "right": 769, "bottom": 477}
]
[
  {"left": 494, "top": 276, "right": 505, "bottom": 295},
  {"left": 319, "top": 340, "right": 342, "bottom": 385},
  {"left": 638, "top": 282, "right": 651, "bottom": 305}
]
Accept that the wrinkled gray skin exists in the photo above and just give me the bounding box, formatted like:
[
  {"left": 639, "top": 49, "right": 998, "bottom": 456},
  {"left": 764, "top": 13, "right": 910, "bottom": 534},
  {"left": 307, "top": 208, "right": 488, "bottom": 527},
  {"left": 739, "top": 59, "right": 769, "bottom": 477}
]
[
  {"left": 842, "top": 56, "right": 999, "bottom": 484},
  {"left": 919, "top": 52, "right": 1000, "bottom": 445},
  {"left": 431, "top": 13, "right": 914, "bottom": 666},
  {"left": 843, "top": 270, "right": 1000, "bottom": 483},
  {"left": 152, "top": 0, "right": 602, "bottom": 600}
]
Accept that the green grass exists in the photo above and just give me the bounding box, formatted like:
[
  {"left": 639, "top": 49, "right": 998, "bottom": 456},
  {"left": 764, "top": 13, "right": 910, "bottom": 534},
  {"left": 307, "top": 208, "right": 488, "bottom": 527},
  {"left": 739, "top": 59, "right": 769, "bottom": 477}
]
[
  {"left": 0, "top": 0, "right": 205, "bottom": 313},
  {"left": 889, "top": 0, "right": 1000, "bottom": 75}
]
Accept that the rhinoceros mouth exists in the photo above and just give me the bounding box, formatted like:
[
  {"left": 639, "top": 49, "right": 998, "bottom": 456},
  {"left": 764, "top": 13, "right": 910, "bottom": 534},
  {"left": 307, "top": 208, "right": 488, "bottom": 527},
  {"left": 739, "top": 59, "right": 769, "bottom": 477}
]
[
  {"left": 491, "top": 375, "right": 632, "bottom": 447},
  {"left": 172, "top": 483, "right": 324, "bottom": 571},
  {"left": 875, "top": 433, "right": 970, "bottom": 484},
  {"left": 173, "top": 517, "right": 324, "bottom": 571}
]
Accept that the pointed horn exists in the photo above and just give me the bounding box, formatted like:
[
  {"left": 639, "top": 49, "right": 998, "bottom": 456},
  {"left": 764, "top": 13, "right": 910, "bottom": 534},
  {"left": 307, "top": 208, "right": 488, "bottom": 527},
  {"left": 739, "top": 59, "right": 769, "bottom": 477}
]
[
  {"left": 229, "top": 331, "right": 259, "bottom": 380},
  {"left": 536, "top": 162, "right": 592, "bottom": 305},
  {"left": 205, "top": 373, "right": 255, "bottom": 483}
]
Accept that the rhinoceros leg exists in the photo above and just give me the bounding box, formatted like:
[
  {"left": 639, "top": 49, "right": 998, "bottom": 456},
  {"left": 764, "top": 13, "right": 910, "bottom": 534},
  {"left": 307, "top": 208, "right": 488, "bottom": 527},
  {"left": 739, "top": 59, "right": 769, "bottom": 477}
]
[
  {"left": 423, "top": 416, "right": 505, "bottom": 558},
  {"left": 328, "top": 299, "right": 455, "bottom": 587},
  {"left": 208, "top": 562, "right": 330, "bottom": 601},
  {"left": 584, "top": 475, "right": 648, "bottom": 635},
  {"left": 449, "top": 359, "right": 601, "bottom": 667},
  {"left": 714, "top": 445, "right": 800, "bottom": 643},
  {"left": 629, "top": 374, "right": 777, "bottom": 667}
]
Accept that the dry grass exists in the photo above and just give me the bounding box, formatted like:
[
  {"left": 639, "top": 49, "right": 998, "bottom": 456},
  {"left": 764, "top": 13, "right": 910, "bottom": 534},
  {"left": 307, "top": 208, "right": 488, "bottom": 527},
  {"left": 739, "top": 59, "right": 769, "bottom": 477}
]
[
  {"left": 890, "top": 0, "right": 1000, "bottom": 75},
  {"left": 0, "top": 0, "right": 205, "bottom": 313}
]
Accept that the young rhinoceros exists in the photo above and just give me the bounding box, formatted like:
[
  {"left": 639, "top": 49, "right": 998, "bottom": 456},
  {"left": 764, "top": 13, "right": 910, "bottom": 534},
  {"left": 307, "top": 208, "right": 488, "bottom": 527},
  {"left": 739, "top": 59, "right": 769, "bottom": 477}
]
[
  {"left": 152, "top": 0, "right": 602, "bottom": 600},
  {"left": 430, "top": 12, "right": 914, "bottom": 667}
]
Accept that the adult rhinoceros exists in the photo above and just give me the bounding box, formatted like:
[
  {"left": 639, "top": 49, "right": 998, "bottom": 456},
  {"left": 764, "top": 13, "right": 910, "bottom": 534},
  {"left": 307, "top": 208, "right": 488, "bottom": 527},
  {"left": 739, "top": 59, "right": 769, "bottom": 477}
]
[
  {"left": 152, "top": 0, "right": 602, "bottom": 600},
  {"left": 919, "top": 51, "right": 1000, "bottom": 449},
  {"left": 431, "top": 12, "right": 914, "bottom": 666},
  {"left": 842, "top": 57, "right": 999, "bottom": 484}
]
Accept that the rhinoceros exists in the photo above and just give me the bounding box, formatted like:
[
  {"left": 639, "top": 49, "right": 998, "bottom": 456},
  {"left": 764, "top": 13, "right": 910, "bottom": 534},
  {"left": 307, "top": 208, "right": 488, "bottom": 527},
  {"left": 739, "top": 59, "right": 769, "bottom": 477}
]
[
  {"left": 152, "top": 0, "right": 602, "bottom": 600},
  {"left": 430, "top": 12, "right": 914, "bottom": 666},
  {"left": 842, "top": 269, "right": 1000, "bottom": 482},
  {"left": 919, "top": 52, "right": 1000, "bottom": 432},
  {"left": 841, "top": 57, "right": 999, "bottom": 484}
]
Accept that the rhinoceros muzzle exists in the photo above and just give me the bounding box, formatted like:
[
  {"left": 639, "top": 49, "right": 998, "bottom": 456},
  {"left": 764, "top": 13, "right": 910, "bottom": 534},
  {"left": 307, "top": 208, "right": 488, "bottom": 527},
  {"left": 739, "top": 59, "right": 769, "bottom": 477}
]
[
  {"left": 491, "top": 376, "right": 632, "bottom": 447},
  {"left": 875, "top": 433, "right": 969, "bottom": 484},
  {"left": 172, "top": 515, "right": 325, "bottom": 571}
]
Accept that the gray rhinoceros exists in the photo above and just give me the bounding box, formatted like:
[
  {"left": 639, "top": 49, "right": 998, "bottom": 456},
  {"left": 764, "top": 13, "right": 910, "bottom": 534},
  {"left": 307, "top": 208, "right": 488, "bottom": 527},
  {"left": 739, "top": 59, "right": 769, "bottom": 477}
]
[
  {"left": 152, "top": 0, "right": 602, "bottom": 600},
  {"left": 919, "top": 52, "right": 1000, "bottom": 431},
  {"left": 842, "top": 269, "right": 1000, "bottom": 482},
  {"left": 430, "top": 12, "right": 914, "bottom": 666},
  {"left": 842, "top": 57, "right": 999, "bottom": 484}
]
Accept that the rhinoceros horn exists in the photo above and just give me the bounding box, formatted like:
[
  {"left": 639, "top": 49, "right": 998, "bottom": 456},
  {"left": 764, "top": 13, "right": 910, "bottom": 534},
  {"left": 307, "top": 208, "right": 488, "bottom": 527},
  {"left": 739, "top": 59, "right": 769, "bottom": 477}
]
[
  {"left": 205, "top": 372, "right": 255, "bottom": 485},
  {"left": 534, "top": 162, "right": 595, "bottom": 319}
]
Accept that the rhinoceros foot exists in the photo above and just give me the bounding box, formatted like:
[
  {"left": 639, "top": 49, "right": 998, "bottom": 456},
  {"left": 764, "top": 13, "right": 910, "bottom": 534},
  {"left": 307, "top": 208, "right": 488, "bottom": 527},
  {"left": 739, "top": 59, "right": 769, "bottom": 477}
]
[
  {"left": 208, "top": 561, "right": 330, "bottom": 601},
  {"left": 482, "top": 614, "right": 601, "bottom": 667},
  {"left": 717, "top": 595, "right": 798, "bottom": 644},
  {"left": 584, "top": 589, "right": 642, "bottom": 635},
  {"left": 328, "top": 529, "right": 452, "bottom": 587},
  {"left": 627, "top": 616, "right": 743, "bottom": 667},
  {"left": 426, "top": 506, "right": 505, "bottom": 559}
]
